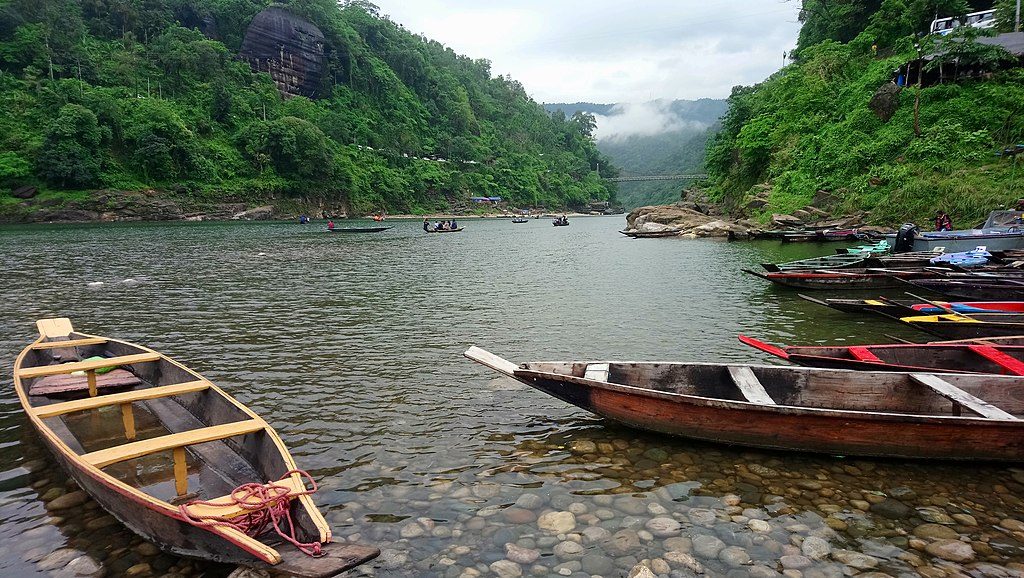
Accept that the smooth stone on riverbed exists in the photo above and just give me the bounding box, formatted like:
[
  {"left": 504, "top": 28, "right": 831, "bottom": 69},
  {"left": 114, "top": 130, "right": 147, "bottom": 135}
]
[
  {"left": 831, "top": 549, "right": 879, "bottom": 569},
  {"left": 913, "top": 523, "right": 959, "bottom": 540},
  {"left": 924, "top": 539, "right": 975, "bottom": 562},
  {"left": 489, "top": 559, "right": 523, "bottom": 577},
  {"left": 537, "top": 511, "right": 575, "bottom": 534},
  {"left": 645, "top": 517, "right": 682, "bottom": 537},
  {"left": 48, "top": 491, "right": 88, "bottom": 510},
  {"left": 505, "top": 543, "right": 540, "bottom": 565},
  {"left": 801, "top": 536, "right": 830, "bottom": 560},
  {"left": 692, "top": 534, "right": 726, "bottom": 559}
]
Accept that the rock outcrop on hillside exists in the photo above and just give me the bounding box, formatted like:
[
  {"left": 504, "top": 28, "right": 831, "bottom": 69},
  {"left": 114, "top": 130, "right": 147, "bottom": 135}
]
[{"left": 240, "top": 7, "right": 325, "bottom": 98}]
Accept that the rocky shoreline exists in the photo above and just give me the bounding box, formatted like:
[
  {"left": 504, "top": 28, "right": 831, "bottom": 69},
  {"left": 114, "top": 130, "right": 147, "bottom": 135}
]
[{"left": 621, "top": 189, "right": 894, "bottom": 240}]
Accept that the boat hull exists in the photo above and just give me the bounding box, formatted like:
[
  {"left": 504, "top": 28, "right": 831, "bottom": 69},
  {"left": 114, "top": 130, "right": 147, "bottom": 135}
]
[{"left": 517, "top": 371, "right": 1024, "bottom": 460}]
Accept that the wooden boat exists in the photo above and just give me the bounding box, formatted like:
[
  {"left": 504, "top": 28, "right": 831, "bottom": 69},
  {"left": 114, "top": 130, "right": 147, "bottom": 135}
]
[
  {"left": 426, "top": 227, "right": 464, "bottom": 233},
  {"left": 14, "top": 319, "right": 378, "bottom": 576},
  {"left": 743, "top": 268, "right": 937, "bottom": 290},
  {"left": 327, "top": 226, "right": 391, "bottom": 233},
  {"left": 798, "top": 294, "right": 1024, "bottom": 318},
  {"left": 620, "top": 229, "right": 681, "bottom": 238},
  {"left": 464, "top": 347, "right": 1024, "bottom": 461},
  {"left": 897, "top": 313, "right": 1024, "bottom": 340},
  {"left": 904, "top": 278, "right": 1024, "bottom": 301},
  {"left": 739, "top": 334, "right": 1024, "bottom": 375}
]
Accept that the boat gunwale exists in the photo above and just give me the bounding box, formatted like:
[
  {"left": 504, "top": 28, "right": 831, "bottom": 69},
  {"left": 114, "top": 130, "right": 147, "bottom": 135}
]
[
  {"left": 13, "top": 327, "right": 332, "bottom": 564},
  {"left": 511, "top": 362, "right": 1024, "bottom": 424}
]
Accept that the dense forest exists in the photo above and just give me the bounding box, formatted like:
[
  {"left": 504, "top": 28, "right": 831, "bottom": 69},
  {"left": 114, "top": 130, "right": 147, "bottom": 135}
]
[
  {"left": 0, "top": 0, "right": 617, "bottom": 219},
  {"left": 706, "top": 0, "right": 1024, "bottom": 225},
  {"left": 546, "top": 100, "right": 727, "bottom": 209}
]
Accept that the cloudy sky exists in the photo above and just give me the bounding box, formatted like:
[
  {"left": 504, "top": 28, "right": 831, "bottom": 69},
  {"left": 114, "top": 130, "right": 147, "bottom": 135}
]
[{"left": 372, "top": 0, "right": 803, "bottom": 105}]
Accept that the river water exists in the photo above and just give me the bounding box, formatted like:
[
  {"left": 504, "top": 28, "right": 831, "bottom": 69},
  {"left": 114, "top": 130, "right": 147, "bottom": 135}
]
[{"left": 0, "top": 216, "right": 1022, "bottom": 578}]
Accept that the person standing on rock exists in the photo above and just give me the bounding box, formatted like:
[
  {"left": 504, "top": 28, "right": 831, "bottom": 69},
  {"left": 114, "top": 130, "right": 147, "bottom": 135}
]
[{"left": 934, "top": 210, "right": 952, "bottom": 232}]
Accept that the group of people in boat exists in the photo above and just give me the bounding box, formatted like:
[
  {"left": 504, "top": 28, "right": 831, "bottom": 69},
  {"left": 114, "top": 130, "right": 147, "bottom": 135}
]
[{"left": 424, "top": 218, "right": 458, "bottom": 231}]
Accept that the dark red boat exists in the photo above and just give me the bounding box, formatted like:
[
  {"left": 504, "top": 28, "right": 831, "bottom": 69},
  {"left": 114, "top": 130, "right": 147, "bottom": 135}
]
[{"left": 739, "top": 334, "right": 1024, "bottom": 375}]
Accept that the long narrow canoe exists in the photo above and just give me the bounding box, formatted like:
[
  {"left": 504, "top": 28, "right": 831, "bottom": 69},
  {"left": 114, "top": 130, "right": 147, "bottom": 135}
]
[
  {"left": 14, "top": 319, "right": 378, "bottom": 576},
  {"left": 739, "top": 334, "right": 1024, "bottom": 375},
  {"left": 327, "top": 226, "right": 391, "bottom": 233},
  {"left": 898, "top": 313, "right": 1024, "bottom": 339},
  {"left": 464, "top": 347, "right": 1024, "bottom": 460},
  {"left": 743, "top": 268, "right": 937, "bottom": 290},
  {"left": 798, "top": 294, "right": 1024, "bottom": 318},
  {"left": 905, "top": 278, "right": 1024, "bottom": 301}
]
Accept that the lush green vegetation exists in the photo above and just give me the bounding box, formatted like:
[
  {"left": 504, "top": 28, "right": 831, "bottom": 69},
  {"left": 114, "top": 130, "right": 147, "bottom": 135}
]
[
  {"left": 708, "top": 0, "right": 1024, "bottom": 225},
  {"left": 0, "top": 0, "right": 616, "bottom": 216}
]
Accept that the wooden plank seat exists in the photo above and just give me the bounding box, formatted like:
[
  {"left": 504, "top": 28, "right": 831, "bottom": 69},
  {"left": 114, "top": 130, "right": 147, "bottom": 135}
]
[
  {"left": 909, "top": 373, "right": 1018, "bottom": 420},
  {"left": 82, "top": 419, "right": 267, "bottom": 468},
  {"left": 17, "top": 353, "right": 162, "bottom": 379},
  {"left": 29, "top": 369, "right": 142, "bottom": 396},
  {"left": 32, "top": 338, "right": 108, "bottom": 350},
  {"left": 584, "top": 363, "right": 610, "bottom": 382},
  {"left": 33, "top": 380, "right": 211, "bottom": 418},
  {"left": 848, "top": 347, "right": 883, "bottom": 362},
  {"left": 181, "top": 475, "right": 310, "bottom": 520},
  {"left": 967, "top": 345, "right": 1024, "bottom": 376},
  {"left": 727, "top": 366, "right": 777, "bottom": 405}
]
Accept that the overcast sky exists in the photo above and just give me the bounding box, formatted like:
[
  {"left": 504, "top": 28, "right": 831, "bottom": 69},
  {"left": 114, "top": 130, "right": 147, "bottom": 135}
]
[{"left": 372, "top": 0, "right": 803, "bottom": 104}]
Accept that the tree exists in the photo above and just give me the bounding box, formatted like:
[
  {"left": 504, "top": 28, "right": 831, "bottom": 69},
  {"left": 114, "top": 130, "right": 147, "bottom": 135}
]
[{"left": 37, "top": 104, "right": 107, "bottom": 187}]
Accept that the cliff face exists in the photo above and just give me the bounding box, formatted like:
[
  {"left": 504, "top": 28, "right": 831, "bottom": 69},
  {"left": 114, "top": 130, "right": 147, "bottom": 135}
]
[{"left": 240, "top": 6, "right": 325, "bottom": 98}]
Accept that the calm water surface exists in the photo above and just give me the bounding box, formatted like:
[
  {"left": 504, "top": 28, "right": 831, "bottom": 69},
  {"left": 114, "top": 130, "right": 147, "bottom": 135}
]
[{"left": 1, "top": 217, "right": 1022, "bottom": 578}]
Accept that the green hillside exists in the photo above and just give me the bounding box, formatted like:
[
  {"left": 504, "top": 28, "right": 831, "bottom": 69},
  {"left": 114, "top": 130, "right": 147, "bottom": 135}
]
[
  {"left": 706, "top": 0, "right": 1024, "bottom": 226},
  {"left": 0, "top": 0, "right": 617, "bottom": 219}
]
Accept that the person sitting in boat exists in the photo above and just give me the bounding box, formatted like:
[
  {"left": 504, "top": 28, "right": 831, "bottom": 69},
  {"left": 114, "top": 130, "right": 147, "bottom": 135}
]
[
  {"left": 934, "top": 210, "right": 952, "bottom": 232},
  {"left": 328, "top": 220, "right": 335, "bottom": 230}
]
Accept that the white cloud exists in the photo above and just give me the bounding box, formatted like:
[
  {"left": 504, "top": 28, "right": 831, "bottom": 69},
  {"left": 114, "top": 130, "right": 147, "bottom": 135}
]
[
  {"left": 593, "top": 100, "right": 709, "bottom": 141},
  {"left": 373, "top": 0, "right": 802, "bottom": 102}
]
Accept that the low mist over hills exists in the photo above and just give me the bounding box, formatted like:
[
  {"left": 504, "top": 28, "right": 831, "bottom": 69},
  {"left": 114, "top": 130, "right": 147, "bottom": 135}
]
[{"left": 546, "top": 99, "right": 728, "bottom": 209}]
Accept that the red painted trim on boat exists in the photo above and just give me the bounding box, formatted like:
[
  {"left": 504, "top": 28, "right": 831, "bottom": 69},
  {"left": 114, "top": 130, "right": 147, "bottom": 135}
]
[{"left": 737, "top": 335, "right": 790, "bottom": 359}]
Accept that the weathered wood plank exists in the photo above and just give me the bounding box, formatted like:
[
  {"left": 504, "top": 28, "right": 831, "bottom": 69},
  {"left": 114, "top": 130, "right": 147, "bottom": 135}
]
[
  {"left": 584, "top": 363, "right": 610, "bottom": 382},
  {"left": 33, "top": 381, "right": 211, "bottom": 418},
  {"left": 464, "top": 347, "right": 519, "bottom": 376},
  {"left": 82, "top": 419, "right": 266, "bottom": 468},
  {"left": 17, "top": 353, "right": 162, "bottom": 379},
  {"left": 32, "top": 338, "right": 108, "bottom": 350},
  {"left": 909, "top": 373, "right": 1017, "bottom": 420},
  {"left": 727, "top": 366, "right": 777, "bottom": 405}
]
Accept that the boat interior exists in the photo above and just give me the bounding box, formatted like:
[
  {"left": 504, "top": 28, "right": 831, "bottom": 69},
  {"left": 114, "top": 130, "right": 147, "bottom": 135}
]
[
  {"left": 15, "top": 319, "right": 322, "bottom": 547},
  {"left": 520, "top": 361, "right": 1024, "bottom": 419}
]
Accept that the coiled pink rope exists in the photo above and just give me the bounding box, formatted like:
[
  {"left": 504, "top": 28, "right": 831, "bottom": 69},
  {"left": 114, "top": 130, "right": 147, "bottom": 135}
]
[{"left": 178, "top": 469, "right": 323, "bottom": 557}]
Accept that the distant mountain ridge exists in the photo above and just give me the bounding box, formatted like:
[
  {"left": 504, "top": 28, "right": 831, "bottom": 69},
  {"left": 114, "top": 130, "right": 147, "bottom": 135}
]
[{"left": 545, "top": 99, "right": 728, "bottom": 208}]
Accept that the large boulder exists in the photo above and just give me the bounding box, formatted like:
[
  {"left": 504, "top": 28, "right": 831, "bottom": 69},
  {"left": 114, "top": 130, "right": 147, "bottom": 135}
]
[
  {"left": 869, "top": 82, "right": 901, "bottom": 122},
  {"left": 240, "top": 7, "right": 325, "bottom": 98}
]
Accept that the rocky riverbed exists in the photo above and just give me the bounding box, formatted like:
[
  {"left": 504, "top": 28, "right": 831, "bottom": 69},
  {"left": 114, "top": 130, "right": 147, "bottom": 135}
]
[{"left": 14, "top": 426, "right": 1024, "bottom": 578}]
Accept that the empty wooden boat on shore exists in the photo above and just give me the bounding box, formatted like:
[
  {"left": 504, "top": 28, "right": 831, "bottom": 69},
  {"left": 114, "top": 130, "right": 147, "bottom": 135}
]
[
  {"left": 464, "top": 347, "right": 1024, "bottom": 460},
  {"left": 739, "top": 334, "right": 1024, "bottom": 375},
  {"left": 14, "top": 319, "right": 378, "bottom": 577}
]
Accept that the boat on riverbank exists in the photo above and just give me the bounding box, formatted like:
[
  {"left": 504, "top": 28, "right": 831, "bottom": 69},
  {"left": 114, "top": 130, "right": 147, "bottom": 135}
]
[
  {"left": 13, "top": 319, "right": 378, "bottom": 576},
  {"left": 464, "top": 347, "right": 1024, "bottom": 460},
  {"left": 739, "top": 334, "right": 1024, "bottom": 375}
]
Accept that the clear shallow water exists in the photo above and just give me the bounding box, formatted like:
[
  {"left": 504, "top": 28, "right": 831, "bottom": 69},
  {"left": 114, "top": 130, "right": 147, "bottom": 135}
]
[{"left": 0, "top": 217, "right": 1022, "bottom": 577}]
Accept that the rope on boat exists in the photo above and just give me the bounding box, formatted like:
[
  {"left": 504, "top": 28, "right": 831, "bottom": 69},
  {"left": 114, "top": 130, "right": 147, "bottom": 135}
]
[{"left": 178, "top": 469, "right": 324, "bottom": 557}]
